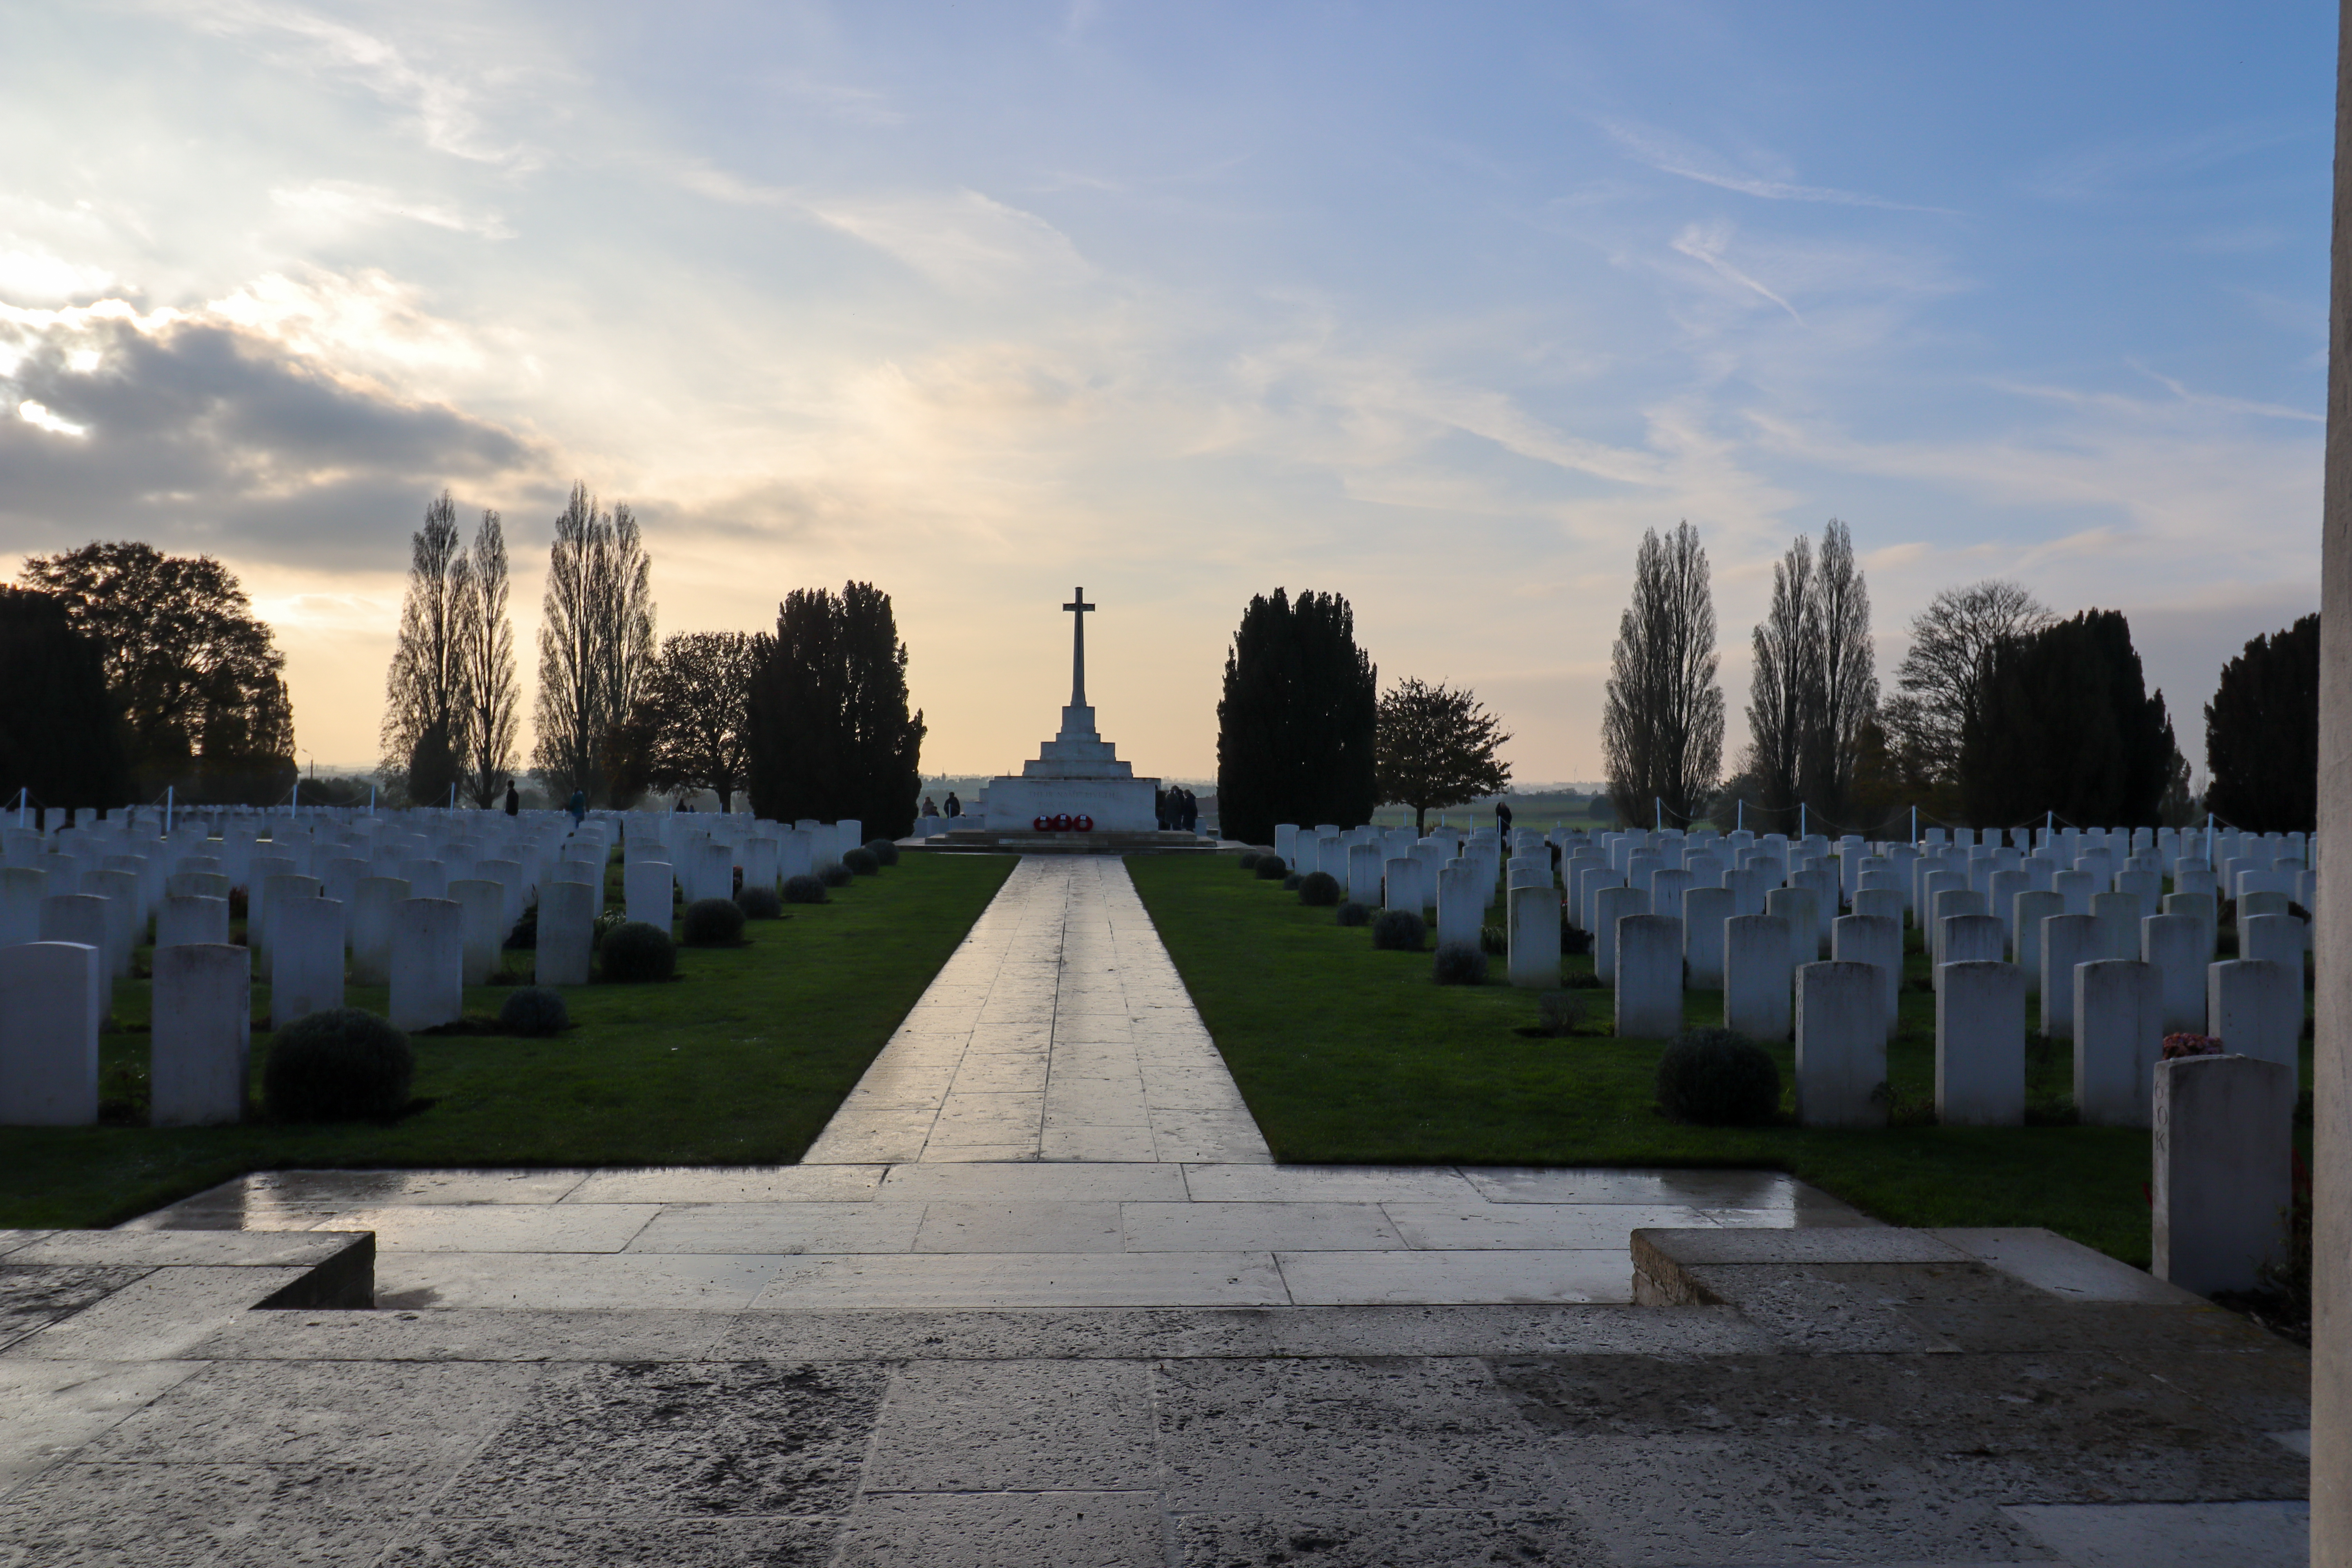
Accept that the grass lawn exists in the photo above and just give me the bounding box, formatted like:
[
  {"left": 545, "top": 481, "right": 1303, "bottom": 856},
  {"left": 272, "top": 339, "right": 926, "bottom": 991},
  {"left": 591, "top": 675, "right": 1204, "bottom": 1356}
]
[
  {"left": 1130, "top": 853, "right": 2314, "bottom": 1269},
  {"left": 0, "top": 851, "right": 1016, "bottom": 1231}
]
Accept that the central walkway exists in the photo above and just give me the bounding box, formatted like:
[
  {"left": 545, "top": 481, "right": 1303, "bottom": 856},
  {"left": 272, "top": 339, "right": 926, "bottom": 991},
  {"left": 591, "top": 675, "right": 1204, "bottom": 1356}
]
[{"left": 803, "top": 857, "right": 1272, "bottom": 1165}]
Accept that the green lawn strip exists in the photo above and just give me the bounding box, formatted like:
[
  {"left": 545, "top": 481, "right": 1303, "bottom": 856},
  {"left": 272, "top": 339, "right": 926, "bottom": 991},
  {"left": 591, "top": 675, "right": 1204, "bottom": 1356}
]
[
  {"left": 1130, "top": 853, "right": 2314, "bottom": 1269},
  {"left": 0, "top": 851, "right": 1017, "bottom": 1230}
]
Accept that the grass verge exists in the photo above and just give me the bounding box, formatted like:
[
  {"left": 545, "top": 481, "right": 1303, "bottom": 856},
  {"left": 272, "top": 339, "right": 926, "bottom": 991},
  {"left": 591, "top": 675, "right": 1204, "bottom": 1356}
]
[
  {"left": 0, "top": 851, "right": 1016, "bottom": 1230},
  {"left": 1130, "top": 853, "right": 2314, "bottom": 1268}
]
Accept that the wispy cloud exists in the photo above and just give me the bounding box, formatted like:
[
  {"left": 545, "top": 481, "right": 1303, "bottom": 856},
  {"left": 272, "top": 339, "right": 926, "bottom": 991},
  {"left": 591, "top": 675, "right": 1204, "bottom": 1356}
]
[
  {"left": 270, "top": 181, "right": 514, "bottom": 239},
  {"left": 1603, "top": 119, "right": 1960, "bottom": 214},
  {"left": 1670, "top": 224, "right": 1804, "bottom": 323}
]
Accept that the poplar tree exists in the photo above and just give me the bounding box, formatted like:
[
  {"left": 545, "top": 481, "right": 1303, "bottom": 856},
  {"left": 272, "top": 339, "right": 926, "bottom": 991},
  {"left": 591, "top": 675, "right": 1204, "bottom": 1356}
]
[
  {"left": 1742, "top": 519, "right": 1877, "bottom": 828},
  {"left": 454, "top": 509, "right": 520, "bottom": 807},
  {"left": 1214, "top": 588, "right": 1378, "bottom": 847},
  {"left": 532, "top": 484, "right": 656, "bottom": 805},
  {"left": 1602, "top": 523, "right": 1722, "bottom": 828},
  {"left": 744, "top": 583, "right": 925, "bottom": 834},
  {"left": 383, "top": 492, "right": 469, "bottom": 806}
]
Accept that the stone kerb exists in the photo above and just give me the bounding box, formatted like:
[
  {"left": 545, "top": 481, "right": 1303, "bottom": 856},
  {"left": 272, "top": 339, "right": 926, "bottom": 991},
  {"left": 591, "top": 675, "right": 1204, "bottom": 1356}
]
[
  {"left": 2074, "top": 958, "right": 2161, "bottom": 1128},
  {"left": 389, "top": 897, "right": 463, "bottom": 1031},
  {"left": 1831, "top": 913, "right": 1901, "bottom": 1039},
  {"left": 2152, "top": 1053, "right": 2294, "bottom": 1296},
  {"left": 535, "top": 880, "right": 597, "bottom": 988},
  {"left": 1615, "top": 913, "right": 1683, "bottom": 1037},
  {"left": 1935, "top": 959, "right": 2025, "bottom": 1127},
  {"left": 1795, "top": 960, "right": 1887, "bottom": 1128},
  {"left": 2039, "top": 913, "right": 2099, "bottom": 1040},
  {"left": 0, "top": 940, "right": 100, "bottom": 1125},
  {"left": 1591, "top": 884, "right": 1648, "bottom": 984},
  {"left": 270, "top": 895, "right": 346, "bottom": 1029},
  {"left": 2207, "top": 959, "right": 2298, "bottom": 1071},
  {"left": 1682, "top": 886, "right": 1733, "bottom": 988},
  {"left": 152, "top": 942, "right": 250, "bottom": 1127}
]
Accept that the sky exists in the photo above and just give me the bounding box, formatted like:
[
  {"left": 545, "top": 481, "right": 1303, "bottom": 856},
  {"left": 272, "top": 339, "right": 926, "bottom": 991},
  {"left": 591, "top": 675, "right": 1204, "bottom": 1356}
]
[{"left": 0, "top": 1, "right": 2333, "bottom": 784}]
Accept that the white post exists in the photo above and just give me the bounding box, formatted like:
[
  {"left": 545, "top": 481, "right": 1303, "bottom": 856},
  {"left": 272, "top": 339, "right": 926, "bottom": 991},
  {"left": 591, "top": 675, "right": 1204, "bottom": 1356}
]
[{"left": 164, "top": 784, "right": 174, "bottom": 835}]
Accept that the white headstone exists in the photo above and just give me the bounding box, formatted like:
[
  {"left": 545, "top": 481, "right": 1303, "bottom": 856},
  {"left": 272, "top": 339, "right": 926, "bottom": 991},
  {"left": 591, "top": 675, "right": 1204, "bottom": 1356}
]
[
  {"left": 351, "top": 877, "right": 410, "bottom": 986},
  {"left": 1592, "top": 885, "right": 1648, "bottom": 985},
  {"left": 2152, "top": 1054, "right": 2294, "bottom": 1296},
  {"left": 449, "top": 878, "right": 505, "bottom": 987},
  {"left": 157, "top": 893, "right": 230, "bottom": 949},
  {"left": 2039, "top": 913, "right": 2099, "bottom": 1041},
  {"left": 1682, "top": 886, "right": 1733, "bottom": 989},
  {"left": 535, "top": 880, "right": 597, "bottom": 987},
  {"left": 2207, "top": 959, "right": 2299, "bottom": 1071},
  {"left": 1935, "top": 960, "right": 2025, "bottom": 1127},
  {"left": 0, "top": 865, "right": 44, "bottom": 946},
  {"left": 151, "top": 942, "right": 250, "bottom": 1127},
  {"left": 389, "top": 897, "right": 463, "bottom": 1031},
  {"left": 1506, "top": 885, "right": 1560, "bottom": 988},
  {"left": 1795, "top": 960, "right": 1886, "bottom": 1128},
  {"left": 1614, "top": 914, "right": 1683, "bottom": 1037},
  {"left": 2074, "top": 959, "right": 2160, "bottom": 1128},
  {"left": 0, "top": 940, "right": 101, "bottom": 1125},
  {"left": 1831, "top": 913, "right": 1902, "bottom": 1041},
  {"left": 270, "top": 895, "right": 346, "bottom": 1029},
  {"left": 626, "top": 860, "right": 674, "bottom": 929},
  {"left": 2139, "top": 913, "right": 2206, "bottom": 1035},
  {"left": 1724, "top": 914, "right": 1794, "bottom": 1043}
]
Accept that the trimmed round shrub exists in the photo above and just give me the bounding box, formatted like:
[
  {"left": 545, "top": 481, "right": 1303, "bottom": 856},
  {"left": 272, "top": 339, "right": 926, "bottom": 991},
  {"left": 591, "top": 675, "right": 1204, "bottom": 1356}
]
[
  {"left": 737, "top": 884, "right": 783, "bottom": 919},
  {"left": 264, "top": 1008, "right": 413, "bottom": 1122},
  {"left": 1281, "top": 873, "right": 1303, "bottom": 891},
  {"left": 1536, "top": 990, "right": 1580, "bottom": 1037},
  {"left": 784, "top": 873, "right": 828, "bottom": 905},
  {"left": 601, "top": 920, "right": 678, "bottom": 981},
  {"left": 499, "top": 987, "right": 570, "bottom": 1037},
  {"left": 819, "top": 862, "right": 855, "bottom": 888},
  {"left": 864, "top": 838, "right": 900, "bottom": 866},
  {"left": 681, "top": 897, "right": 746, "bottom": 947},
  {"left": 1254, "top": 855, "right": 1287, "bottom": 880},
  {"left": 1433, "top": 943, "right": 1488, "bottom": 985},
  {"left": 1238, "top": 851, "right": 1263, "bottom": 870},
  {"left": 1298, "top": 871, "right": 1341, "bottom": 907},
  {"left": 842, "top": 846, "right": 881, "bottom": 876},
  {"left": 1561, "top": 923, "right": 1594, "bottom": 957},
  {"left": 1336, "top": 900, "right": 1371, "bottom": 927},
  {"left": 1655, "top": 1027, "right": 1781, "bottom": 1127},
  {"left": 1371, "top": 909, "right": 1425, "bottom": 951}
]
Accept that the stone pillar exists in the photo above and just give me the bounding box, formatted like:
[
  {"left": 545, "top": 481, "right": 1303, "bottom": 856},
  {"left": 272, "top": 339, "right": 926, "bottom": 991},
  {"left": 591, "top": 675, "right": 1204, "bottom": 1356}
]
[
  {"left": 1591, "top": 885, "right": 1648, "bottom": 985},
  {"left": 1935, "top": 960, "right": 2024, "bottom": 1127},
  {"left": 2209, "top": 959, "right": 2300, "bottom": 1072},
  {"left": 1614, "top": 915, "right": 1683, "bottom": 1038},
  {"left": 151, "top": 942, "right": 249, "bottom": 1127},
  {"left": 1795, "top": 960, "right": 1886, "bottom": 1128},
  {"left": 1723, "top": 915, "right": 1794, "bottom": 1043},
  {"left": 449, "top": 879, "right": 505, "bottom": 987},
  {"left": 2074, "top": 959, "right": 2161, "bottom": 1129},
  {"left": 1682, "top": 886, "right": 1733, "bottom": 989},
  {"left": 389, "top": 897, "right": 463, "bottom": 1031},
  {"left": 0, "top": 940, "right": 100, "bottom": 1125},
  {"left": 2040, "top": 913, "right": 2099, "bottom": 1041},
  {"left": 2154, "top": 1054, "right": 2295, "bottom": 1297},
  {"left": 270, "top": 895, "right": 346, "bottom": 1029},
  {"left": 1831, "top": 913, "right": 1901, "bottom": 1040},
  {"left": 1507, "top": 885, "right": 1561, "bottom": 988},
  {"left": 536, "top": 880, "right": 597, "bottom": 988}
]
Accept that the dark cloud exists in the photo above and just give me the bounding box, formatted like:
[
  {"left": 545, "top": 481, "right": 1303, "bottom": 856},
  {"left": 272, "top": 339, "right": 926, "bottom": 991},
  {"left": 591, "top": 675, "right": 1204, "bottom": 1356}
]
[{"left": 0, "top": 316, "right": 549, "bottom": 571}]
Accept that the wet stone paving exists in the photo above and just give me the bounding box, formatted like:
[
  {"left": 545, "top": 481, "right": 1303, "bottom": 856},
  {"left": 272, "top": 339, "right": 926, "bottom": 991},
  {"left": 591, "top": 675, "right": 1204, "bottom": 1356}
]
[{"left": 0, "top": 854, "right": 2314, "bottom": 1565}]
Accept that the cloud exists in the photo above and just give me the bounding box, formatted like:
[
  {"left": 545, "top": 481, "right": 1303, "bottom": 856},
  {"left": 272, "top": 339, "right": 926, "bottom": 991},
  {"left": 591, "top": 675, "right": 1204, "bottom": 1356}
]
[
  {"left": 1603, "top": 119, "right": 1960, "bottom": 214},
  {"left": 0, "top": 303, "right": 543, "bottom": 567},
  {"left": 1670, "top": 224, "right": 1804, "bottom": 323},
  {"left": 0, "top": 247, "right": 119, "bottom": 303},
  {"left": 269, "top": 181, "right": 514, "bottom": 239}
]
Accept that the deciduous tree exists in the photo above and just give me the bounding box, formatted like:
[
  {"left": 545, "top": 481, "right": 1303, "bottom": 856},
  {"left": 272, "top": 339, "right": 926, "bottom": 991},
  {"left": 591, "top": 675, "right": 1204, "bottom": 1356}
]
[
  {"left": 455, "top": 509, "right": 520, "bottom": 808},
  {"left": 744, "top": 583, "right": 925, "bottom": 834},
  {"left": 383, "top": 492, "right": 469, "bottom": 807},
  {"left": 2204, "top": 613, "right": 2319, "bottom": 831},
  {"left": 1214, "top": 588, "right": 1379, "bottom": 847},
  {"left": 621, "top": 631, "right": 759, "bottom": 812},
  {"left": 1602, "top": 523, "right": 1723, "bottom": 828},
  {"left": 20, "top": 541, "right": 294, "bottom": 802},
  {"left": 1374, "top": 679, "right": 1512, "bottom": 834},
  {"left": 532, "top": 484, "right": 656, "bottom": 806},
  {"left": 1889, "top": 579, "right": 2051, "bottom": 784}
]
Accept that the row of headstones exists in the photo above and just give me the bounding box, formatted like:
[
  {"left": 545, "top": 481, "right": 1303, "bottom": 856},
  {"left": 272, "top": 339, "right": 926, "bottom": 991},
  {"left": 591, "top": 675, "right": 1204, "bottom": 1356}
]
[{"left": 0, "top": 809, "right": 870, "bottom": 1128}]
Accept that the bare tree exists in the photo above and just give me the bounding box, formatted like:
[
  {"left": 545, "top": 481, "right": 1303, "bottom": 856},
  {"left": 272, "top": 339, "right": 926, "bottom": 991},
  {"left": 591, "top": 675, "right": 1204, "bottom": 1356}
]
[
  {"left": 532, "top": 484, "right": 657, "bottom": 805},
  {"left": 1602, "top": 521, "right": 1724, "bottom": 827},
  {"left": 454, "top": 508, "right": 519, "bottom": 806},
  {"left": 382, "top": 491, "right": 471, "bottom": 806},
  {"left": 1889, "top": 579, "right": 2051, "bottom": 783},
  {"left": 1745, "top": 533, "right": 1819, "bottom": 821},
  {"left": 1808, "top": 520, "right": 1878, "bottom": 818}
]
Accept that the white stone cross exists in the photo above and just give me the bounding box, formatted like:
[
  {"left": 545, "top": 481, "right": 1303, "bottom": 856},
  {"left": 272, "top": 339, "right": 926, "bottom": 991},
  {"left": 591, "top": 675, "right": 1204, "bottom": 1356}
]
[{"left": 1063, "top": 586, "right": 1095, "bottom": 707}]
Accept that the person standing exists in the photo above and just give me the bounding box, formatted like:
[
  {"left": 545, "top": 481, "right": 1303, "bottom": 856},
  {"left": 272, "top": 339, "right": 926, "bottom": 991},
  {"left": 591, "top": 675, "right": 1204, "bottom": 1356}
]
[
  {"left": 1495, "top": 799, "right": 1514, "bottom": 837},
  {"left": 504, "top": 781, "right": 520, "bottom": 817},
  {"left": 922, "top": 795, "right": 938, "bottom": 817},
  {"left": 567, "top": 788, "right": 587, "bottom": 828},
  {"left": 945, "top": 791, "right": 962, "bottom": 818}
]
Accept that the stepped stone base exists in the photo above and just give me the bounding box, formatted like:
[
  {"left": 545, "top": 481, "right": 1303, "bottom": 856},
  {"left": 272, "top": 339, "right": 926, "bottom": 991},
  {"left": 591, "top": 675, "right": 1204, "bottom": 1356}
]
[{"left": 917, "top": 829, "right": 1218, "bottom": 855}]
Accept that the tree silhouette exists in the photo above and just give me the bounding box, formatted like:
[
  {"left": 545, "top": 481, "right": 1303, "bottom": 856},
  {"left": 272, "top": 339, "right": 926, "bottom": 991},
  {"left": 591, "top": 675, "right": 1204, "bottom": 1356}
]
[
  {"left": 1375, "top": 679, "right": 1512, "bottom": 834},
  {"left": 1602, "top": 523, "right": 1723, "bottom": 828},
  {"left": 1215, "top": 588, "right": 1378, "bottom": 847},
  {"left": 745, "top": 583, "right": 925, "bottom": 835},
  {"left": 2204, "top": 613, "right": 2318, "bottom": 831}
]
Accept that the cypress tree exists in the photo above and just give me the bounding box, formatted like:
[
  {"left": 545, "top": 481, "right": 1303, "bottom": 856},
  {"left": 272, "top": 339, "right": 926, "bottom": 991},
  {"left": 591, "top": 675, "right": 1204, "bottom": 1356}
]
[
  {"left": 744, "top": 582, "right": 926, "bottom": 835},
  {"left": 1959, "top": 609, "right": 2178, "bottom": 828},
  {"left": 1214, "top": 588, "right": 1377, "bottom": 846},
  {"left": 2203, "top": 613, "right": 2319, "bottom": 832},
  {"left": 0, "top": 587, "right": 128, "bottom": 809}
]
